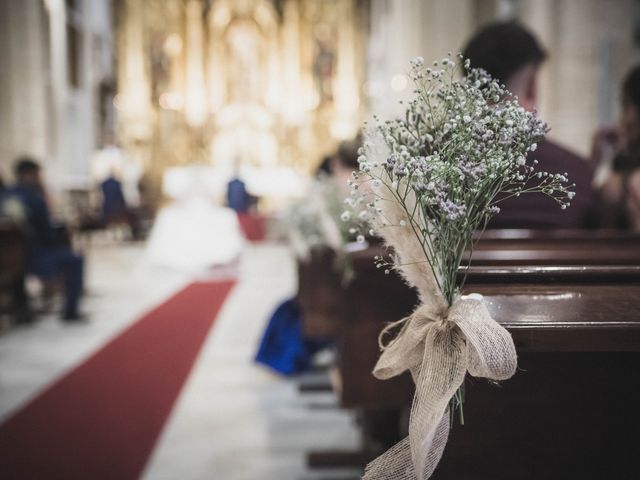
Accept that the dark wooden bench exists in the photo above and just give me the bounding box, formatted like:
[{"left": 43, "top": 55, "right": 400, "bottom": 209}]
[
  {"left": 0, "top": 221, "right": 30, "bottom": 324},
  {"left": 297, "top": 247, "right": 416, "bottom": 467},
  {"left": 468, "top": 228, "right": 640, "bottom": 266},
  {"left": 299, "top": 230, "right": 640, "bottom": 339},
  {"left": 435, "top": 266, "right": 640, "bottom": 480},
  {"left": 297, "top": 231, "right": 640, "bottom": 477}
]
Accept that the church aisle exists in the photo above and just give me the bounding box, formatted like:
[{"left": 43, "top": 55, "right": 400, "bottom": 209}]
[
  {"left": 143, "top": 244, "right": 361, "bottom": 480},
  {"left": 0, "top": 243, "right": 193, "bottom": 421},
  {"left": 0, "top": 242, "right": 360, "bottom": 479}
]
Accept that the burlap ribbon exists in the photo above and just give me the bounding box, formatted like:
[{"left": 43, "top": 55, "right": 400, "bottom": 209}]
[{"left": 362, "top": 294, "right": 517, "bottom": 480}]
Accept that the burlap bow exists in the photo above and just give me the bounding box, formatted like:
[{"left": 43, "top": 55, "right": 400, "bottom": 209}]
[{"left": 362, "top": 294, "right": 517, "bottom": 480}]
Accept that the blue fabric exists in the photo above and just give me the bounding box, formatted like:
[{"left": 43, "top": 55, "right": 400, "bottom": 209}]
[
  {"left": 226, "top": 178, "right": 250, "bottom": 213},
  {"left": 3, "top": 185, "right": 55, "bottom": 248},
  {"left": 101, "top": 177, "right": 127, "bottom": 220},
  {"left": 31, "top": 248, "right": 84, "bottom": 315},
  {"left": 255, "top": 299, "right": 328, "bottom": 376},
  {"left": 2, "top": 185, "right": 84, "bottom": 315}
]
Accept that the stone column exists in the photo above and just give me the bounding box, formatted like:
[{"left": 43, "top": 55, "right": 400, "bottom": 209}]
[
  {"left": 0, "top": 0, "right": 50, "bottom": 180},
  {"left": 365, "top": 0, "right": 473, "bottom": 119}
]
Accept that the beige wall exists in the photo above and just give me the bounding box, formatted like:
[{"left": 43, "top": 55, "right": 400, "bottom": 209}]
[{"left": 0, "top": 0, "right": 114, "bottom": 195}]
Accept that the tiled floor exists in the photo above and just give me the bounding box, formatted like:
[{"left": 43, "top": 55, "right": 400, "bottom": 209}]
[{"left": 0, "top": 241, "right": 361, "bottom": 480}]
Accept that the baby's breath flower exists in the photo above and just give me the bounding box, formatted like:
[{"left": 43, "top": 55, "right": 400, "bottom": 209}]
[{"left": 348, "top": 55, "right": 573, "bottom": 306}]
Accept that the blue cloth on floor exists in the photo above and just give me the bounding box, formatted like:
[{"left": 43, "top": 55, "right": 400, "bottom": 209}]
[{"left": 255, "top": 299, "right": 328, "bottom": 376}]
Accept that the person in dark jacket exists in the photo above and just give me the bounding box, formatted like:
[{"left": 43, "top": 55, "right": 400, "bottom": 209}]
[
  {"left": 101, "top": 175, "right": 127, "bottom": 222},
  {"left": 3, "top": 158, "right": 85, "bottom": 320},
  {"left": 463, "top": 22, "right": 596, "bottom": 228},
  {"left": 100, "top": 173, "right": 142, "bottom": 238},
  {"left": 226, "top": 176, "right": 250, "bottom": 213}
]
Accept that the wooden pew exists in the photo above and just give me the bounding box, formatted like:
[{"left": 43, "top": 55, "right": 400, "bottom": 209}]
[
  {"left": 468, "top": 229, "right": 640, "bottom": 266},
  {"left": 297, "top": 232, "right": 640, "bottom": 476},
  {"left": 299, "top": 230, "right": 640, "bottom": 341},
  {"left": 297, "top": 246, "right": 416, "bottom": 468},
  {"left": 0, "top": 221, "right": 30, "bottom": 324},
  {"left": 435, "top": 266, "right": 640, "bottom": 480}
]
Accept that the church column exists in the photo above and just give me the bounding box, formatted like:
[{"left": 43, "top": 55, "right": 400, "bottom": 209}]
[
  {"left": 116, "top": 0, "right": 153, "bottom": 177},
  {"left": 331, "top": 0, "right": 360, "bottom": 140},
  {"left": 0, "top": 0, "right": 51, "bottom": 180},
  {"left": 184, "top": 0, "right": 207, "bottom": 129},
  {"left": 366, "top": 0, "right": 473, "bottom": 119}
]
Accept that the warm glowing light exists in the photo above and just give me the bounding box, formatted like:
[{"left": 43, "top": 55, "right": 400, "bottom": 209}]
[
  {"left": 330, "top": 119, "right": 358, "bottom": 140},
  {"left": 159, "top": 92, "right": 183, "bottom": 110},
  {"left": 390, "top": 74, "right": 408, "bottom": 92},
  {"left": 305, "top": 92, "right": 321, "bottom": 111},
  {"left": 212, "top": 6, "right": 231, "bottom": 27},
  {"left": 163, "top": 34, "right": 182, "bottom": 56},
  {"left": 184, "top": 0, "right": 208, "bottom": 126}
]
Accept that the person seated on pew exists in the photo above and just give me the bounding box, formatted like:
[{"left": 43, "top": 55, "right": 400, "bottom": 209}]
[
  {"left": 1, "top": 158, "right": 85, "bottom": 321},
  {"left": 592, "top": 65, "right": 640, "bottom": 230},
  {"left": 462, "top": 22, "right": 596, "bottom": 229}
]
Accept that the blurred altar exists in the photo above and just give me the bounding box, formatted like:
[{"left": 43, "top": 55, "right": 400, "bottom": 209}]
[
  {"left": 1, "top": 0, "right": 637, "bottom": 217},
  {"left": 115, "top": 0, "right": 367, "bottom": 212}
]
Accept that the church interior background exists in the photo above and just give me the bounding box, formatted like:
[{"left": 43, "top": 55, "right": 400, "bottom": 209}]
[
  {"left": 116, "top": 0, "right": 367, "bottom": 210},
  {"left": 2, "top": 0, "right": 637, "bottom": 214},
  {"left": 2, "top": 1, "right": 640, "bottom": 479}
]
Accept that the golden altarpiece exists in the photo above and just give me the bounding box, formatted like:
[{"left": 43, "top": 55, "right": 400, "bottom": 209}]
[{"left": 115, "top": 0, "right": 367, "bottom": 208}]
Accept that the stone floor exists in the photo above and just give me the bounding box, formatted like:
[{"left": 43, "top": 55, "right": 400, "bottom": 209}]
[{"left": 0, "top": 242, "right": 362, "bottom": 479}]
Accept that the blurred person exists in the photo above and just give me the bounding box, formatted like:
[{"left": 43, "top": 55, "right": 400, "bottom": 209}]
[
  {"left": 226, "top": 163, "right": 265, "bottom": 240},
  {"left": 334, "top": 139, "right": 361, "bottom": 181},
  {"left": 255, "top": 137, "right": 363, "bottom": 375},
  {"left": 226, "top": 175, "right": 250, "bottom": 213},
  {"left": 1, "top": 158, "right": 85, "bottom": 321},
  {"left": 592, "top": 65, "right": 640, "bottom": 229},
  {"left": 463, "top": 22, "right": 596, "bottom": 228},
  {"left": 146, "top": 165, "right": 245, "bottom": 270},
  {"left": 101, "top": 173, "right": 127, "bottom": 221},
  {"left": 315, "top": 154, "right": 335, "bottom": 178},
  {"left": 101, "top": 171, "right": 142, "bottom": 239},
  {"left": 91, "top": 137, "right": 143, "bottom": 210}
]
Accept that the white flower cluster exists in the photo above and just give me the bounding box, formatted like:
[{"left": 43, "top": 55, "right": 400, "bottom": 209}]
[
  {"left": 285, "top": 175, "right": 368, "bottom": 284},
  {"left": 348, "top": 54, "right": 574, "bottom": 303}
]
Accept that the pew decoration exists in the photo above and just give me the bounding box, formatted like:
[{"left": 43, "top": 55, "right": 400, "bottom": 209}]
[
  {"left": 347, "top": 54, "right": 575, "bottom": 479},
  {"left": 285, "top": 175, "right": 366, "bottom": 284}
]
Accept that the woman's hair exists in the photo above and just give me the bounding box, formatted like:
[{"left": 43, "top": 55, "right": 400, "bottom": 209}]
[{"left": 622, "top": 65, "right": 640, "bottom": 112}]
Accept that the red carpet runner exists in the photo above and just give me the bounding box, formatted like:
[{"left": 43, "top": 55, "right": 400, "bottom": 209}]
[{"left": 0, "top": 280, "right": 235, "bottom": 480}]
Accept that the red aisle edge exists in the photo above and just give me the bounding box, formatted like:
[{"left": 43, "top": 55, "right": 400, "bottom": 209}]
[{"left": 0, "top": 280, "right": 235, "bottom": 480}]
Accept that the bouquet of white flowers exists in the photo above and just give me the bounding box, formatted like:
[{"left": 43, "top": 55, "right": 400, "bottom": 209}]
[
  {"left": 286, "top": 174, "right": 367, "bottom": 284},
  {"left": 348, "top": 54, "right": 574, "bottom": 480}
]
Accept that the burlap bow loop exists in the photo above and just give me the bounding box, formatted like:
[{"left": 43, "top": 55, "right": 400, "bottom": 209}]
[
  {"left": 449, "top": 294, "right": 517, "bottom": 380},
  {"left": 374, "top": 302, "right": 449, "bottom": 380},
  {"left": 363, "top": 293, "right": 518, "bottom": 480}
]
